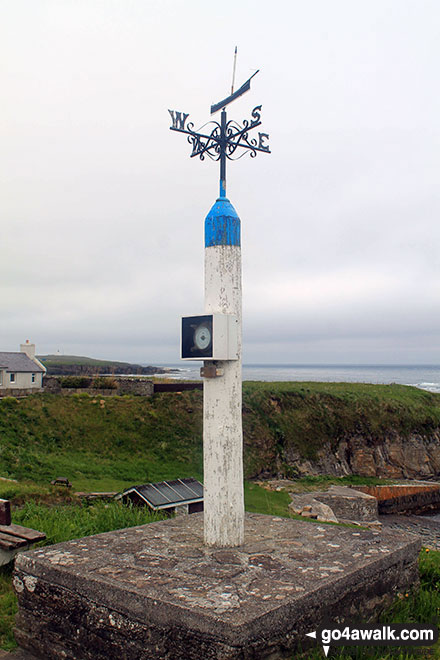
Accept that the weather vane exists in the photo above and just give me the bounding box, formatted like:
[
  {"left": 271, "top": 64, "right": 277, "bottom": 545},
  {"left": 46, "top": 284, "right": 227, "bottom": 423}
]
[{"left": 168, "top": 50, "right": 270, "bottom": 198}]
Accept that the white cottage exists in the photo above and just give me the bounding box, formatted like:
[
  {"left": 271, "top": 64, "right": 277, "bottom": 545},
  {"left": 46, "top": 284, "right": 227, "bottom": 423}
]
[{"left": 0, "top": 341, "right": 46, "bottom": 393}]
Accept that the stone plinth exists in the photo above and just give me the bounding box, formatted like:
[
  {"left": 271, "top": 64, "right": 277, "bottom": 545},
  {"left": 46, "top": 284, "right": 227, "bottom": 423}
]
[
  {"left": 13, "top": 513, "right": 420, "bottom": 660},
  {"left": 289, "top": 485, "right": 379, "bottom": 523},
  {"left": 318, "top": 485, "right": 379, "bottom": 521}
]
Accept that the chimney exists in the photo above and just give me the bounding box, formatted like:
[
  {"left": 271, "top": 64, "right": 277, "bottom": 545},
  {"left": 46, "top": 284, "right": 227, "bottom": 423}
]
[
  {"left": 20, "top": 340, "right": 36, "bottom": 360},
  {"left": 20, "top": 340, "right": 46, "bottom": 373}
]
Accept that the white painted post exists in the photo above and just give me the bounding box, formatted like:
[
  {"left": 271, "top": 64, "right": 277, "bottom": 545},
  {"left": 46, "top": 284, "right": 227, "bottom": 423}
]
[
  {"left": 203, "top": 196, "right": 244, "bottom": 547},
  {"left": 170, "top": 84, "right": 269, "bottom": 547}
]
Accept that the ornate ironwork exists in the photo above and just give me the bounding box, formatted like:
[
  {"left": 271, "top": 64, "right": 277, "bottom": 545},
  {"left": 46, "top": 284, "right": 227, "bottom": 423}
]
[
  {"left": 168, "top": 71, "right": 270, "bottom": 197},
  {"left": 168, "top": 107, "right": 270, "bottom": 162}
]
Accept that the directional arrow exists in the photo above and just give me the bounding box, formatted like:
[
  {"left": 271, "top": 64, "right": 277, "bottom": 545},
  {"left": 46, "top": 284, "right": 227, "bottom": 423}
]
[
  {"left": 210, "top": 70, "right": 259, "bottom": 115},
  {"left": 306, "top": 630, "right": 330, "bottom": 656}
]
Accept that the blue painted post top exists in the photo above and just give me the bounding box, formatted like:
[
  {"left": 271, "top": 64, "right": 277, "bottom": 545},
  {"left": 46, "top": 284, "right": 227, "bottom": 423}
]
[{"left": 205, "top": 197, "right": 241, "bottom": 247}]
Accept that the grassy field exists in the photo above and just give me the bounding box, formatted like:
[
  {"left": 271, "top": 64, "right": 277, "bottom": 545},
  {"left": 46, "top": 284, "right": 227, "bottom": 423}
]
[
  {"left": 0, "top": 391, "right": 204, "bottom": 492},
  {"left": 0, "top": 384, "right": 439, "bottom": 489},
  {"left": 39, "top": 354, "right": 133, "bottom": 367}
]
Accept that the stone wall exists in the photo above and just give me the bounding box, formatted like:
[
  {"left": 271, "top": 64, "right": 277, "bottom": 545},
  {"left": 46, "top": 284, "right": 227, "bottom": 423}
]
[
  {"left": 354, "top": 484, "right": 440, "bottom": 514},
  {"left": 117, "top": 378, "right": 153, "bottom": 396},
  {"left": 0, "top": 388, "right": 44, "bottom": 398},
  {"left": 42, "top": 377, "right": 62, "bottom": 393},
  {"left": 43, "top": 376, "right": 153, "bottom": 397},
  {"left": 153, "top": 382, "right": 203, "bottom": 393}
]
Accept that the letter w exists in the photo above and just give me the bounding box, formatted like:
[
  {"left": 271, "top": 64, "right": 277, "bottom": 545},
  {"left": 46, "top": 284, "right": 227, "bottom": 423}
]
[{"left": 169, "top": 110, "right": 189, "bottom": 131}]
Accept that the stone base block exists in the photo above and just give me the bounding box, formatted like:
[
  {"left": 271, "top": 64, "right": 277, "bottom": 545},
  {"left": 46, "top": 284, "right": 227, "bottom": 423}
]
[
  {"left": 315, "top": 485, "right": 378, "bottom": 521},
  {"left": 13, "top": 513, "right": 420, "bottom": 659}
]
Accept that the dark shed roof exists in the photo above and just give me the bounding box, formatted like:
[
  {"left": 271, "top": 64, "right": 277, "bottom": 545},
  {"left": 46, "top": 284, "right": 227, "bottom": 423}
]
[
  {"left": 119, "top": 478, "right": 203, "bottom": 510},
  {"left": 0, "top": 352, "right": 45, "bottom": 373}
]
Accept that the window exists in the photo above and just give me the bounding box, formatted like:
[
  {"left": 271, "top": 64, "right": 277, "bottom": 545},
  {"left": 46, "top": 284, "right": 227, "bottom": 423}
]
[
  {"left": 0, "top": 371, "right": 2, "bottom": 386},
  {"left": 32, "top": 373, "right": 36, "bottom": 383},
  {"left": 10, "top": 373, "right": 16, "bottom": 383}
]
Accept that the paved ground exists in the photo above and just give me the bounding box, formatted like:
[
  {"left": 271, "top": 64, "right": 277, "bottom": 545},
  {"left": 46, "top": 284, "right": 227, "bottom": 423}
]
[{"left": 380, "top": 513, "right": 440, "bottom": 549}]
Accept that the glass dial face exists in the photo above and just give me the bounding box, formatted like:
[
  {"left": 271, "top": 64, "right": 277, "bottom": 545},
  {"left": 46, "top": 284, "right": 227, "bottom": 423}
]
[{"left": 194, "top": 325, "right": 211, "bottom": 351}]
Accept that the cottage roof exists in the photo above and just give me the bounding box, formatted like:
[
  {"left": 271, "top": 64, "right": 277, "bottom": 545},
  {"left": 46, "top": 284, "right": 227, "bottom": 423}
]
[{"left": 0, "top": 352, "right": 45, "bottom": 373}]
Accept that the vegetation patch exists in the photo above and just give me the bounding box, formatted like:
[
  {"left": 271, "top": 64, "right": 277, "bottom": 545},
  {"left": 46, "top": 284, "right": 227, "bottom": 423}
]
[
  {"left": 0, "top": 564, "right": 16, "bottom": 651},
  {"left": 0, "top": 480, "right": 74, "bottom": 507},
  {"left": 60, "top": 376, "right": 92, "bottom": 389},
  {"left": 0, "top": 392, "right": 204, "bottom": 489},
  {"left": 13, "top": 500, "right": 165, "bottom": 546},
  {"left": 243, "top": 382, "right": 440, "bottom": 476},
  {"left": 244, "top": 481, "right": 293, "bottom": 516},
  {"left": 0, "top": 385, "right": 439, "bottom": 486},
  {"left": 92, "top": 376, "right": 118, "bottom": 390}
]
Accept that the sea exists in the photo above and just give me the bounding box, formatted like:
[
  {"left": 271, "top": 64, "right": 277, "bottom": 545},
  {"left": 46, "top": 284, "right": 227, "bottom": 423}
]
[{"left": 154, "top": 364, "right": 440, "bottom": 393}]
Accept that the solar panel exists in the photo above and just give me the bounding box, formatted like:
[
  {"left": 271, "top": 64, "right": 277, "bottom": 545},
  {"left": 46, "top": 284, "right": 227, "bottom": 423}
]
[
  {"left": 125, "top": 479, "right": 204, "bottom": 510},
  {"left": 147, "top": 482, "right": 183, "bottom": 504},
  {"left": 137, "top": 484, "right": 171, "bottom": 507},
  {"left": 166, "top": 480, "right": 199, "bottom": 501},
  {"left": 180, "top": 478, "right": 204, "bottom": 498}
]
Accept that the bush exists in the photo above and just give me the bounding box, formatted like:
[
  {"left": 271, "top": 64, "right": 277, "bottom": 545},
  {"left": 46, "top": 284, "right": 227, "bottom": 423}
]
[
  {"left": 92, "top": 377, "right": 118, "bottom": 390},
  {"left": 60, "top": 376, "right": 91, "bottom": 389}
]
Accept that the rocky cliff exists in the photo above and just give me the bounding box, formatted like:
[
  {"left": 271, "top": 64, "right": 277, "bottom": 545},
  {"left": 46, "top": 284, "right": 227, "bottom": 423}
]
[
  {"left": 283, "top": 431, "right": 440, "bottom": 480},
  {"left": 38, "top": 355, "right": 168, "bottom": 376},
  {"left": 242, "top": 382, "right": 440, "bottom": 481}
]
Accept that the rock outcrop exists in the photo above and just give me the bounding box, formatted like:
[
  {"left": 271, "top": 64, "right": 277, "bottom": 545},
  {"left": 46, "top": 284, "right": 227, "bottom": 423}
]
[{"left": 284, "top": 431, "right": 440, "bottom": 479}]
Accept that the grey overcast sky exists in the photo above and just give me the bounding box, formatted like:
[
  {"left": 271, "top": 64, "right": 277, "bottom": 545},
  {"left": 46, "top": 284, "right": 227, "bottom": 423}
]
[{"left": 1, "top": 0, "right": 439, "bottom": 365}]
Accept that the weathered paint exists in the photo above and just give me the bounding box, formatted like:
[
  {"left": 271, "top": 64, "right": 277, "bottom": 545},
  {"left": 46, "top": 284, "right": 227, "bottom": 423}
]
[
  {"left": 203, "top": 196, "right": 244, "bottom": 547},
  {"left": 205, "top": 197, "right": 240, "bottom": 247}
]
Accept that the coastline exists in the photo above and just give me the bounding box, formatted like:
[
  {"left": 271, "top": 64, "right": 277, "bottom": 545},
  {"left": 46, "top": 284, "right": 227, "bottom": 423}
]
[{"left": 154, "top": 363, "right": 440, "bottom": 393}]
